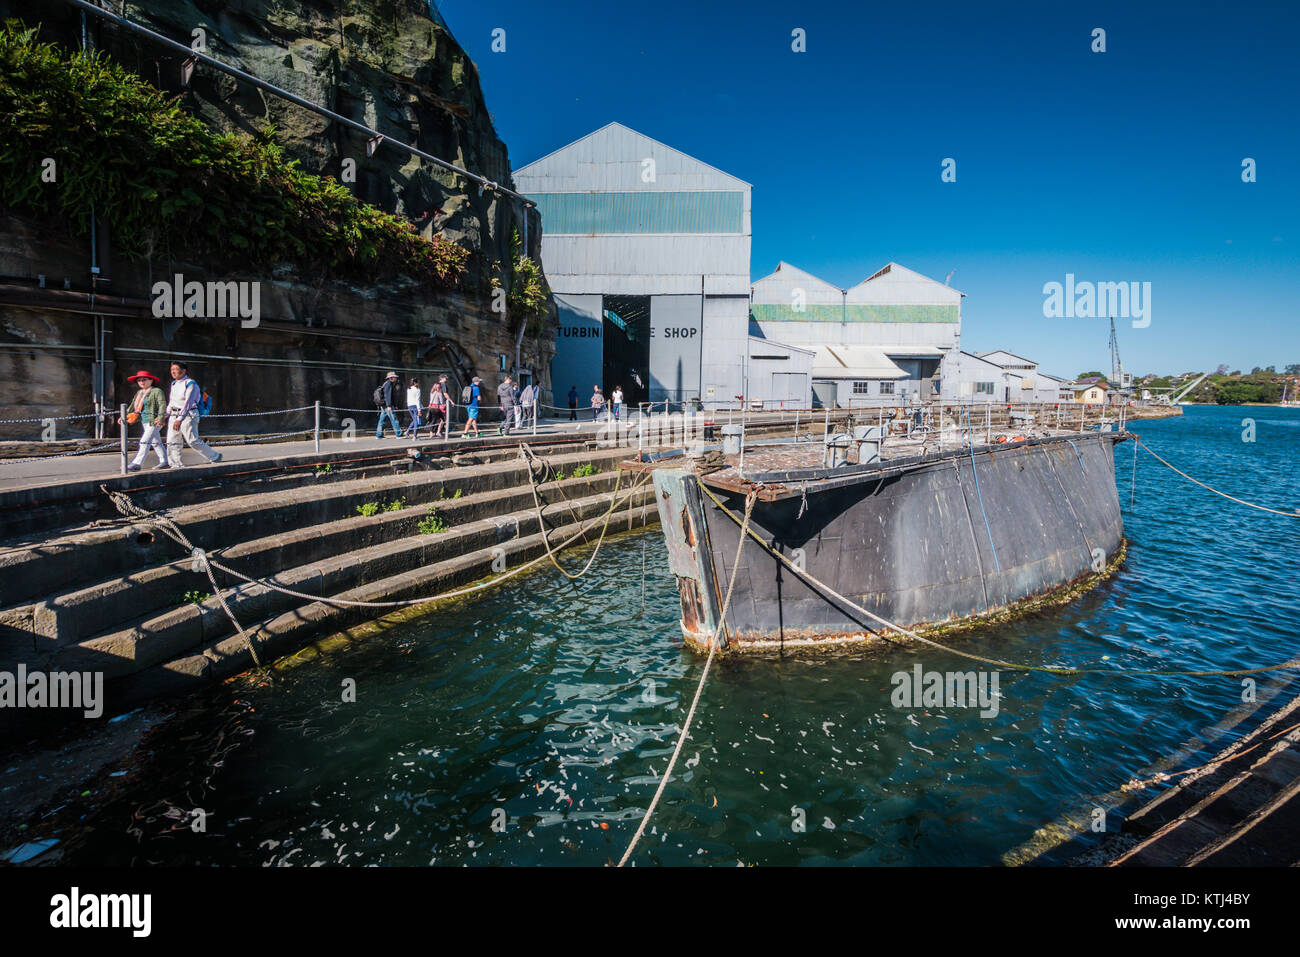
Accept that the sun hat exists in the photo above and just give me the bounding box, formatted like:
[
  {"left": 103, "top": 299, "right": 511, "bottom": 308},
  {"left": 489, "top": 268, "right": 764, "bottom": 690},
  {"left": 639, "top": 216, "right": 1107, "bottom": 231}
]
[
  {"left": 386, "top": 371, "right": 399, "bottom": 380},
  {"left": 127, "top": 370, "right": 160, "bottom": 383}
]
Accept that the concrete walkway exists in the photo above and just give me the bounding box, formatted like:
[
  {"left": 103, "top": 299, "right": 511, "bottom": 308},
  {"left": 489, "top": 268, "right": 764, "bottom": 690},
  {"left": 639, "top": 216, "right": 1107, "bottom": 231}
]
[{"left": 0, "top": 416, "right": 610, "bottom": 493}]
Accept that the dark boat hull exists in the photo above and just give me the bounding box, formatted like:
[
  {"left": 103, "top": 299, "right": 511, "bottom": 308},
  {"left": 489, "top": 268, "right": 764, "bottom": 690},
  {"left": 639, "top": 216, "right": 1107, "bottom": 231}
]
[{"left": 652, "top": 433, "right": 1126, "bottom": 650}]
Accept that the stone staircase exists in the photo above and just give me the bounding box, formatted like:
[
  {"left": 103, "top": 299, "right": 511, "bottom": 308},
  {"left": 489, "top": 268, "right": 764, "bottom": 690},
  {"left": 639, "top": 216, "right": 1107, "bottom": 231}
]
[{"left": 0, "top": 438, "right": 655, "bottom": 734}]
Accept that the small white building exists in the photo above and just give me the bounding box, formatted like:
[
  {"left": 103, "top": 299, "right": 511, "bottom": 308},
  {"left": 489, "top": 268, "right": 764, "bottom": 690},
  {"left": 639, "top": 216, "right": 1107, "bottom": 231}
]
[
  {"left": 751, "top": 261, "right": 961, "bottom": 406},
  {"left": 943, "top": 349, "right": 1069, "bottom": 404}
]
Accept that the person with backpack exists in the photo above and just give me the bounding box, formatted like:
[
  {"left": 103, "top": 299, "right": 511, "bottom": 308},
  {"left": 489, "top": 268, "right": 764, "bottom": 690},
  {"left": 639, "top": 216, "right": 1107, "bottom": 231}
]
[
  {"left": 590, "top": 385, "right": 604, "bottom": 421},
  {"left": 406, "top": 377, "right": 423, "bottom": 434},
  {"left": 164, "top": 361, "right": 221, "bottom": 466},
  {"left": 120, "top": 370, "right": 169, "bottom": 471},
  {"left": 463, "top": 376, "right": 482, "bottom": 437},
  {"left": 496, "top": 375, "right": 516, "bottom": 435},
  {"left": 425, "top": 381, "right": 448, "bottom": 439},
  {"left": 374, "top": 371, "right": 404, "bottom": 438}
]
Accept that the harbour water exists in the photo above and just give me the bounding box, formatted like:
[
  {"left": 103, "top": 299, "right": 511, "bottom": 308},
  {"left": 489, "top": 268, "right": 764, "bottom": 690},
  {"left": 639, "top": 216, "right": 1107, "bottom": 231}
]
[{"left": 31, "top": 405, "right": 1300, "bottom": 866}]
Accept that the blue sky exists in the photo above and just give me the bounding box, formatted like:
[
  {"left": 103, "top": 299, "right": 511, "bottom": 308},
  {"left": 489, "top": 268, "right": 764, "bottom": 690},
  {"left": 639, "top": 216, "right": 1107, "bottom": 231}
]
[{"left": 436, "top": 0, "right": 1299, "bottom": 379}]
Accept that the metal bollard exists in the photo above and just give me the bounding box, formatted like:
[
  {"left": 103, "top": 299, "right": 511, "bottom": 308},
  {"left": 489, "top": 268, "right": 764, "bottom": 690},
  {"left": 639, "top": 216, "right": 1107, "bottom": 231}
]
[
  {"left": 119, "top": 403, "right": 128, "bottom": 475},
  {"left": 314, "top": 400, "right": 321, "bottom": 453}
]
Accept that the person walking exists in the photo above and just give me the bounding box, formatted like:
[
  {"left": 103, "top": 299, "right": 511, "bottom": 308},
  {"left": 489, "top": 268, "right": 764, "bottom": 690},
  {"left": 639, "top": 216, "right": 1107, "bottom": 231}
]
[
  {"left": 164, "top": 361, "right": 221, "bottom": 467},
  {"left": 611, "top": 385, "right": 624, "bottom": 422},
  {"left": 439, "top": 374, "right": 456, "bottom": 437},
  {"left": 590, "top": 385, "right": 604, "bottom": 421},
  {"left": 518, "top": 382, "right": 536, "bottom": 430},
  {"left": 426, "top": 381, "right": 448, "bottom": 439},
  {"left": 374, "top": 371, "right": 404, "bottom": 438},
  {"left": 463, "top": 376, "right": 482, "bottom": 438},
  {"left": 497, "top": 375, "right": 516, "bottom": 435},
  {"left": 406, "top": 377, "right": 423, "bottom": 435},
  {"left": 567, "top": 385, "right": 578, "bottom": 421},
  {"left": 120, "top": 370, "right": 169, "bottom": 471}
]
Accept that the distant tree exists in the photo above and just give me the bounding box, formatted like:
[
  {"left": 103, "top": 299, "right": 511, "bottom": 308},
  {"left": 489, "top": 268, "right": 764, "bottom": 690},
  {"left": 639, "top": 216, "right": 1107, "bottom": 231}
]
[
  {"left": 1265, "top": 365, "right": 1276, "bottom": 374},
  {"left": 1077, "top": 370, "right": 1106, "bottom": 379},
  {"left": 1214, "top": 381, "right": 1265, "bottom": 405},
  {"left": 1250, "top": 367, "right": 1262, "bottom": 374},
  {"left": 1285, "top": 364, "right": 1300, "bottom": 375},
  {"left": 1216, "top": 364, "right": 1231, "bottom": 375}
]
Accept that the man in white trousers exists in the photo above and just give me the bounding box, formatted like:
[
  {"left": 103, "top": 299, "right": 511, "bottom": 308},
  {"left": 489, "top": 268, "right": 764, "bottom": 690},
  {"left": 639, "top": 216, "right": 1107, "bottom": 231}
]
[{"left": 164, "top": 361, "right": 222, "bottom": 467}]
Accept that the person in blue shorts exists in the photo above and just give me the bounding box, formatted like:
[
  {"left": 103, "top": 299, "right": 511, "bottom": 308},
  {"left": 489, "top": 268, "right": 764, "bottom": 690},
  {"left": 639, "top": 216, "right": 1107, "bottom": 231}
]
[{"left": 463, "top": 376, "right": 482, "bottom": 438}]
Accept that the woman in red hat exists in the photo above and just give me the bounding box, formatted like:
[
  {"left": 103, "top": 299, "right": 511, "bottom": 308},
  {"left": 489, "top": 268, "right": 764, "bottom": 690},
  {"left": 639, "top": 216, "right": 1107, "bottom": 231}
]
[{"left": 119, "top": 370, "right": 169, "bottom": 471}]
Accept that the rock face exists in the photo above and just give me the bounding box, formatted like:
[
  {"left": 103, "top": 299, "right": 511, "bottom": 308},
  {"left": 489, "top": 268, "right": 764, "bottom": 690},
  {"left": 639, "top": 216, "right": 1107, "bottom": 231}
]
[{"left": 0, "top": 0, "right": 555, "bottom": 437}]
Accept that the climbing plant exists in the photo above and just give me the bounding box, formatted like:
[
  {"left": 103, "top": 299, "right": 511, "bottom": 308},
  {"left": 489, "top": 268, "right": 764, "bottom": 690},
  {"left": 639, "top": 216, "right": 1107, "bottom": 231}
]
[{"left": 0, "top": 22, "right": 470, "bottom": 287}]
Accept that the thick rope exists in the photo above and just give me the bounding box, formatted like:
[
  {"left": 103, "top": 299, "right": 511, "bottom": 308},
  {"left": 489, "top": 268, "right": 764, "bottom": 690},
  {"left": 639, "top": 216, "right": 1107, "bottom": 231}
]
[
  {"left": 1139, "top": 439, "right": 1300, "bottom": 517},
  {"left": 696, "top": 481, "right": 1300, "bottom": 679},
  {"left": 101, "top": 473, "right": 652, "bottom": 613},
  {"left": 520, "top": 445, "right": 624, "bottom": 580},
  {"left": 617, "top": 488, "right": 758, "bottom": 867}
]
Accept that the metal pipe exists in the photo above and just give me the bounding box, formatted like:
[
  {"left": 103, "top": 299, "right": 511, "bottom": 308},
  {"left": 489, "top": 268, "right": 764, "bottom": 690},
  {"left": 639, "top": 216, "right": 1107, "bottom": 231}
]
[
  {"left": 118, "top": 402, "right": 127, "bottom": 475},
  {"left": 314, "top": 400, "right": 321, "bottom": 452},
  {"left": 58, "top": 0, "right": 535, "bottom": 208}
]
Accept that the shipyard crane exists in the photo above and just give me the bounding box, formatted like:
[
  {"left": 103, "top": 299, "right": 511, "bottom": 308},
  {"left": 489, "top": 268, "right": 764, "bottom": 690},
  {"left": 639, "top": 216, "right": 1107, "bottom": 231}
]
[{"left": 1108, "top": 316, "right": 1133, "bottom": 395}]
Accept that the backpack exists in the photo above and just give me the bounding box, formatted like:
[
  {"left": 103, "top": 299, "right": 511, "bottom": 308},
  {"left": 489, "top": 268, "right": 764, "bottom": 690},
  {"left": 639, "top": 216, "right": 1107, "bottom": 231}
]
[
  {"left": 195, "top": 389, "right": 212, "bottom": 417},
  {"left": 461, "top": 384, "right": 472, "bottom": 403},
  {"left": 373, "top": 385, "right": 385, "bottom": 405}
]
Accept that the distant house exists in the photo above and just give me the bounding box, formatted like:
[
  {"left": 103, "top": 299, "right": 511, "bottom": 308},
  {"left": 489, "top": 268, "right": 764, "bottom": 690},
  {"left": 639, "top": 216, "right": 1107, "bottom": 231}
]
[{"left": 1068, "top": 378, "right": 1109, "bottom": 404}]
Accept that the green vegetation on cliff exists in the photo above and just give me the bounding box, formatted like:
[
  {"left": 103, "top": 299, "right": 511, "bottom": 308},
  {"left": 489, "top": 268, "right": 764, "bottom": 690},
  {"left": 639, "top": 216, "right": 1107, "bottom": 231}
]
[{"left": 0, "top": 22, "right": 469, "bottom": 286}]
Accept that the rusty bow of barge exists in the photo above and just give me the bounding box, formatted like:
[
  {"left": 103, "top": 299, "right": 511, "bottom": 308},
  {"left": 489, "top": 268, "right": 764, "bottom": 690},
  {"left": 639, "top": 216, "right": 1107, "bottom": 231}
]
[{"left": 635, "top": 420, "right": 1129, "bottom": 652}]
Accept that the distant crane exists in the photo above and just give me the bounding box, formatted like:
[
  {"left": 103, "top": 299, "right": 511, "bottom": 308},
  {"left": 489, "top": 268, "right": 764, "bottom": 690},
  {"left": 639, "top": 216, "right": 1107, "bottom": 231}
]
[{"left": 1108, "top": 316, "right": 1133, "bottom": 395}]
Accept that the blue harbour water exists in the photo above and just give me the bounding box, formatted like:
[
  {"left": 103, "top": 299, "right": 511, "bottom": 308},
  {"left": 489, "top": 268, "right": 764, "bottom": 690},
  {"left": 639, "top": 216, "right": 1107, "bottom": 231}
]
[{"left": 48, "top": 406, "right": 1300, "bottom": 865}]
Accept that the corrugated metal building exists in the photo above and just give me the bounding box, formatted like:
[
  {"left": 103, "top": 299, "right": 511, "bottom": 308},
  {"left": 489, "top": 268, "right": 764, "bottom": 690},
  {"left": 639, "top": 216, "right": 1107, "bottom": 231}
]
[
  {"left": 751, "top": 261, "right": 961, "bottom": 405},
  {"left": 514, "top": 123, "right": 810, "bottom": 409}
]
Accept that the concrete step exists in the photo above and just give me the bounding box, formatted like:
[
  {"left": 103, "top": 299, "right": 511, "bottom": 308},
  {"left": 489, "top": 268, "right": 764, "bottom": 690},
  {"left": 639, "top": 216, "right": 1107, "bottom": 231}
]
[
  {"left": 1112, "top": 706, "right": 1300, "bottom": 866},
  {"left": 0, "top": 445, "right": 629, "bottom": 611},
  {"left": 52, "top": 483, "right": 650, "bottom": 681},
  {"left": 110, "top": 493, "right": 659, "bottom": 706},
  {"left": 3, "top": 470, "right": 628, "bottom": 657}
]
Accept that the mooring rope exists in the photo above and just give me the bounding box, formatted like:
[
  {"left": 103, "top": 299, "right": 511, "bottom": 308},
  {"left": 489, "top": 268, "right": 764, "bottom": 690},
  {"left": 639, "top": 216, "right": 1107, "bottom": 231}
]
[
  {"left": 519, "top": 443, "right": 626, "bottom": 580},
  {"left": 1139, "top": 439, "right": 1300, "bottom": 518},
  {"left": 101, "top": 472, "right": 653, "bottom": 616},
  {"left": 617, "top": 487, "right": 758, "bottom": 867},
  {"left": 695, "top": 482, "right": 1300, "bottom": 679}
]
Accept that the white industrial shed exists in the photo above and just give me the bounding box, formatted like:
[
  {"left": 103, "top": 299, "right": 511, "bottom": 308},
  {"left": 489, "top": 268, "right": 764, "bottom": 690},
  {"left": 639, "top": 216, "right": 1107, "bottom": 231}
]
[
  {"left": 751, "top": 261, "right": 961, "bottom": 405},
  {"left": 941, "top": 349, "right": 1070, "bottom": 403},
  {"left": 513, "top": 122, "right": 810, "bottom": 409}
]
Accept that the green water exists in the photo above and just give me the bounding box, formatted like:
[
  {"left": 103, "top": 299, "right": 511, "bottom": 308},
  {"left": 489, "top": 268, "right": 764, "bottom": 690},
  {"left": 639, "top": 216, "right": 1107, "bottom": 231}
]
[{"left": 22, "top": 405, "right": 1300, "bottom": 865}]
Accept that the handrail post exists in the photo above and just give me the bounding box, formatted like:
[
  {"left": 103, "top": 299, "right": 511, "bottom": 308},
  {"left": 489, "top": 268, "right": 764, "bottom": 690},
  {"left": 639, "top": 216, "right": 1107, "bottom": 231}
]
[
  {"left": 314, "top": 399, "right": 321, "bottom": 453},
  {"left": 119, "top": 403, "right": 128, "bottom": 475}
]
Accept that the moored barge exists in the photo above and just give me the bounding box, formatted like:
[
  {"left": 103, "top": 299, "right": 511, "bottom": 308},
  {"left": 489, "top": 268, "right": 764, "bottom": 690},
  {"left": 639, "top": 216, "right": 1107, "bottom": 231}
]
[{"left": 642, "top": 416, "right": 1129, "bottom": 652}]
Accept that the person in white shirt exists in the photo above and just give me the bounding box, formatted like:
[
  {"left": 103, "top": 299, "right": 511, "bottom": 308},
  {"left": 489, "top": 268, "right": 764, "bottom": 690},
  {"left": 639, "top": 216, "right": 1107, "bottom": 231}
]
[
  {"left": 406, "top": 378, "right": 422, "bottom": 435},
  {"left": 163, "top": 361, "right": 221, "bottom": 466},
  {"left": 590, "top": 385, "right": 604, "bottom": 421},
  {"left": 611, "top": 386, "right": 624, "bottom": 422}
]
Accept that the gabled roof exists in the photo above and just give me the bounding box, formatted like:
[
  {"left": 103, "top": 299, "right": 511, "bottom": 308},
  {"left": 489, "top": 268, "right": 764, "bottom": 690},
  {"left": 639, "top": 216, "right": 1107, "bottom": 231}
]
[
  {"left": 850, "top": 262, "right": 965, "bottom": 297},
  {"left": 801, "top": 344, "right": 908, "bottom": 379},
  {"left": 976, "top": 350, "right": 1038, "bottom": 367},
  {"left": 751, "top": 261, "right": 843, "bottom": 294},
  {"left": 513, "top": 122, "right": 751, "bottom": 188}
]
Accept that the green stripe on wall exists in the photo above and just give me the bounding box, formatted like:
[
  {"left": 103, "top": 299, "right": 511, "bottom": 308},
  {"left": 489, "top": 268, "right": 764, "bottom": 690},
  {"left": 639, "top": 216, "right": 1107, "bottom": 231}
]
[
  {"left": 751, "top": 303, "right": 959, "bottom": 323},
  {"left": 529, "top": 191, "right": 744, "bottom": 234}
]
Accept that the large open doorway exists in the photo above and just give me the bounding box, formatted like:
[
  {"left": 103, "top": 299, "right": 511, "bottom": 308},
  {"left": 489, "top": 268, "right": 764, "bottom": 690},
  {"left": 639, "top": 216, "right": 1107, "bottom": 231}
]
[{"left": 601, "top": 295, "right": 650, "bottom": 405}]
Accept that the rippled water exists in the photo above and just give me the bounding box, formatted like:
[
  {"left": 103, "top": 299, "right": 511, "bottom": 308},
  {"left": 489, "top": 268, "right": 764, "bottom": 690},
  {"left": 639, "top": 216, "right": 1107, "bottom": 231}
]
[{"left": 45, "top": 405, "right": 1300, "bottom": 865}]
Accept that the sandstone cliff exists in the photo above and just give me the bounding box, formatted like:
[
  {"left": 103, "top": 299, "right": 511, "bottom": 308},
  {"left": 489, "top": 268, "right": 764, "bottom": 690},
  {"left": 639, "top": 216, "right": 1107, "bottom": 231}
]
[{"left": 0, "top": 0, "right": 554, "bottom": 438}]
